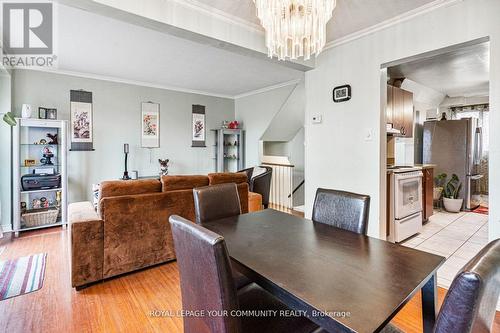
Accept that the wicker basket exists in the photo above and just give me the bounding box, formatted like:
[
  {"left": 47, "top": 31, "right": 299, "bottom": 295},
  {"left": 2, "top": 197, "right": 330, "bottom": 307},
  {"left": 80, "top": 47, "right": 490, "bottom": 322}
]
[{"left": 21, "top": 208, "right": 60, "bottom": 228}]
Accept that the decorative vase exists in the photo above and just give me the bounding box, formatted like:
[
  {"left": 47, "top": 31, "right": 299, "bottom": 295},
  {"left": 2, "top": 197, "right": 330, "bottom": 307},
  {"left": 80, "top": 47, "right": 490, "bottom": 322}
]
[
  {"left": 443, "top": 197, "right": 463, "bottom": 213},
  {"left": 21, "top": 104, "right": 32, "bottom": 118}
]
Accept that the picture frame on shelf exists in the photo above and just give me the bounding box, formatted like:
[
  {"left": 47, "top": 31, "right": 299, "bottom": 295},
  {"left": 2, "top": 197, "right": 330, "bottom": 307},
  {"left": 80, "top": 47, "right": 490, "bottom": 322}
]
[
  {"left": 46, "top": 108, "right": 57, "bottom": 120},
  {"left": 38, "top": 107, "right": 47, "bottom": 119}
]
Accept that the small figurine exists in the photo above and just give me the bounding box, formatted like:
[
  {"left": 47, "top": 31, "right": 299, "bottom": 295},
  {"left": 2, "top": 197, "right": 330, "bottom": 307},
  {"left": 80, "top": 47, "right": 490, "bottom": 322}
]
[
  {"left": 56, "top": 191, "right": 62, "bottom": 208},
  {"left": 40, "top": 146, "right": 54, "bottom": 165},
  {"left": 158, "top": 159, "right": 170, "bottom": 176},
  {"left": 32, "top": 199, "right": 41, "bottom": 209},
  {"left": 40, "top": 197, "right": 49, "bottom": 208},
  {"left": 47, "top": 133, "right": 58, "bottom": 144}
]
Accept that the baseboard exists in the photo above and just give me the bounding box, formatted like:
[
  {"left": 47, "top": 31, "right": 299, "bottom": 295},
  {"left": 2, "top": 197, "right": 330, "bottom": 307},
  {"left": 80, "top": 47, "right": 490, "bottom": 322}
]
[{"left": 1, "top": 224, "right": 12, "bottom": 234}]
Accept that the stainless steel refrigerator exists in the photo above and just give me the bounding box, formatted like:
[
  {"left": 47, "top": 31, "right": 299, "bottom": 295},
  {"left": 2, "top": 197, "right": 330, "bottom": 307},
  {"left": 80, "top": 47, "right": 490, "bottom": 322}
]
[{"left": 423, "top": 118, "right": 483, "bottom": 210}]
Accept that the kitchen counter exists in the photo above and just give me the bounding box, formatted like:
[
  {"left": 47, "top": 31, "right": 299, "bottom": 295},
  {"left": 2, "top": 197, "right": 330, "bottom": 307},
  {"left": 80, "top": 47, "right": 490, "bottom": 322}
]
[
  {"left": 386, "top": 164, "right": 436, "bottom": 174},
  {"left": 413, "top": 164, "right": 436, "bottom": 170}
]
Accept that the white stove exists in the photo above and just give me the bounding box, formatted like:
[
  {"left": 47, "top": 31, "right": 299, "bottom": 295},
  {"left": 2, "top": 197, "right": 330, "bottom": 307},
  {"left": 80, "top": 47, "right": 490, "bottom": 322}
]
[{"left": 387, "top": 166, "right": 423, "bottom": 243}]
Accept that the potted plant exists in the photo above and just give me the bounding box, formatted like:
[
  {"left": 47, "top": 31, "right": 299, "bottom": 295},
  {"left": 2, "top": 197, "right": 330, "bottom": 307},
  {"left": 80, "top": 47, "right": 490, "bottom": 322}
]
[
  {"left": 443, "top": 174, "right": 463, "bottom": 213},
  {"left": 2, "top": 112, "right": 16, "bottom": 126},
  {"left": 433, "top": 173, "right": 447, "bottom": 201}
]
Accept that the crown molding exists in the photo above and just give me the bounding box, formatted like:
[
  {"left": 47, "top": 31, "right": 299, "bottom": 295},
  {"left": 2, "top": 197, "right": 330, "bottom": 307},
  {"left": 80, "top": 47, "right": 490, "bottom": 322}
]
[
  {"left": 16, "top": 67, "right": 304, "bottom": 100},
  {"left": 170, "top": 0, "right": 264, "bottom": 34},
  {"left": 324, "top": 0, "right": 463, "bottom": 51},
  {"left": 234, "top": 79, "right": 302, "bottom": 99},
  {"left": 17, "top": 67, "right": 235, "bottom": 99}
]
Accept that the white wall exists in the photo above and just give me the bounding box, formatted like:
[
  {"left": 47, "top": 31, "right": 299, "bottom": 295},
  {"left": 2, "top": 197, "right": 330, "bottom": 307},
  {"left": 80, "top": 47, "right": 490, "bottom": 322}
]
[
  {"left": 305, "top": 0, "right": 500, "bottom": 240},
  {"left": 11, "top": 69, "right": 234, "bottom": 204},
  {"left": 0, "top": 69, "right": 12, "bottom": 232},
  {"left": 261, "top": 82, "right": 305, "bottom": 142},
  {"left": 235, "top": 84, "right": 296, "bottom": 167}
]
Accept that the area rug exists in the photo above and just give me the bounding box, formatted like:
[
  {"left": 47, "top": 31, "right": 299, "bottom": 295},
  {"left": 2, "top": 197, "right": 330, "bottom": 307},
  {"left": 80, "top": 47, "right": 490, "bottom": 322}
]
[
  {"left": 473, "top": 205, "right": 489, "bottom": 215},
  {"left": 0, "top": 253, "right": 47, "bottom": 300}
]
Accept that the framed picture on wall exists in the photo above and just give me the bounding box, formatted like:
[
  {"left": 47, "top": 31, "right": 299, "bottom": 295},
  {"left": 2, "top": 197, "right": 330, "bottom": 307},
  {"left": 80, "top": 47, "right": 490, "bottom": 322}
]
[
  {"left": 70, "top": 90, "right": 94, "bottom": 151},
  {"left": 141, "top": 102, "right": 160, "bottom": 148},
  {"left": 70, "top": 101, "right": 93, "bottom": 143},
  {"left": 192, "top": 105, "right": 206, "bottom": 147}
]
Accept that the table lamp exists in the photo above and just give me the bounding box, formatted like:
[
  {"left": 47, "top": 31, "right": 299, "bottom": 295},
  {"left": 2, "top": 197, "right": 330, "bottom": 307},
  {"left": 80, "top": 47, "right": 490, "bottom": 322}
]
[{"left": 122, "top": 143, "right": 131, "bottom": 180}]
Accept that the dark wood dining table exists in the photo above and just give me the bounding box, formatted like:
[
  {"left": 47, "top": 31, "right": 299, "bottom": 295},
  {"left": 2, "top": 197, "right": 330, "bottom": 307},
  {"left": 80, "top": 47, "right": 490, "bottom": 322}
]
[{"left": 203, "top": 209, "right": 445, "bottom": 333}]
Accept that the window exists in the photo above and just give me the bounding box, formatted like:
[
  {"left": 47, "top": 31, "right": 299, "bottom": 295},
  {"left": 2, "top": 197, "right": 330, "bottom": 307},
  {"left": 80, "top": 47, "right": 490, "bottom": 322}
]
[{"left": 451, "top": 104, "right": 489, "bottom": 155}]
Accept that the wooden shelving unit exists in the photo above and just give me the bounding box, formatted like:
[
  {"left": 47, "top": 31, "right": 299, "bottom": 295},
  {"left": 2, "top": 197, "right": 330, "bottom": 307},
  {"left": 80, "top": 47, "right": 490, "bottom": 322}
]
[{"left": 12, "top": 118, "right": 68, "bottom": 236}]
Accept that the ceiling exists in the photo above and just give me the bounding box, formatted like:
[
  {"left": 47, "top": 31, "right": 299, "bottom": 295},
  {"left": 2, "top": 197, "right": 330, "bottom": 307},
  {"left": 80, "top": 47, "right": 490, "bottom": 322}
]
[
  {"left": 192, "top": 0, "right": 437, "bottom": 42},
  {"left": 54, "top": 4, "right": 303, "bottom": 98},
  {"left": 388, "top": 42, "right": 490, "bottom": 97},
  {"left": 45, "top": 0, "right": 451, "bottom": 98}
]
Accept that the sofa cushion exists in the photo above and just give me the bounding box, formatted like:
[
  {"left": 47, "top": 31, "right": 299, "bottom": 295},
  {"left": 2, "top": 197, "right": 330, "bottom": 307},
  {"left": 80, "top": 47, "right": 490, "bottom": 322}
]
[
  {"left": 161, "top": 175, "right": 209, "bottom": 192},
  {"left": 248, "top": 192, "right": 263, "bottom": 212},
  {"left": 208, "top": 172, "right": 248, "bottom": 185},
  {"left": 99, "top": 179, "right": 161, "bottom": 200}
]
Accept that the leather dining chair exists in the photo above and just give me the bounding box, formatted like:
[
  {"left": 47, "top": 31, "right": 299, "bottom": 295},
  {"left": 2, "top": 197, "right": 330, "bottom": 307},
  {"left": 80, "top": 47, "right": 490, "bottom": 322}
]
[
  {"left": 312, "top": 188, "right": 370, "bottom": 235},
  {"left": 251, "top": 166, "right": 272, "bottom": 209},
  {"left": 381, "top": 239, "right": 500, "bottom": 333},
  {"left": 169, "top": 215, "right": 320, "bottom": 333},
  {"left": 193, "top": 183, "right": 242, "bottom": 225},
  {"left": 193, "top": 183, "right": 250, "bottom": 289}
]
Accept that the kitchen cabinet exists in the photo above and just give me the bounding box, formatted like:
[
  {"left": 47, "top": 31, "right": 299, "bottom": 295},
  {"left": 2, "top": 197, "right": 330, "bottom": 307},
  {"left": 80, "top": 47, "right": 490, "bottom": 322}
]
[
  {"left": 387, "top": 85, "right": 414, "bottom": 138},
  {"left": 386, "top": 85, "right": 393, "bottom": 125},
  {"left": 422, "top": 167, "right": 434, "bottom": 222},
  {"left": 403, "top": 90, "right": 414, "bottom": 138}
]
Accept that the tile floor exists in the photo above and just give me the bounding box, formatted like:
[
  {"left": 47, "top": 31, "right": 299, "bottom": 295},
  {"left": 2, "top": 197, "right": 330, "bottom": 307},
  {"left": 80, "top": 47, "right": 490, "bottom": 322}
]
[{"left": 400, "top": 210, "right": 489, "bottom": 289}]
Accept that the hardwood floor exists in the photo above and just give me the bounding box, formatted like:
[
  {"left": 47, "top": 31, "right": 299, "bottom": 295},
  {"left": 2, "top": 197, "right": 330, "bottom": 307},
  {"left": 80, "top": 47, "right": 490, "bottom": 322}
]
[{"left": 0, "top": 227, "right": 498, "bottom": 333}]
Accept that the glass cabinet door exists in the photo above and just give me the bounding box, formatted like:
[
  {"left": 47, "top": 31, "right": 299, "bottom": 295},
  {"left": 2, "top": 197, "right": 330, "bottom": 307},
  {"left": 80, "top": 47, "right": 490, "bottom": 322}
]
[
  {"left": 223, "top": 132, "right": 240, "bottom": 173},
  {"left": 215, "top": 129, "right": 244, "bottom": 172}
]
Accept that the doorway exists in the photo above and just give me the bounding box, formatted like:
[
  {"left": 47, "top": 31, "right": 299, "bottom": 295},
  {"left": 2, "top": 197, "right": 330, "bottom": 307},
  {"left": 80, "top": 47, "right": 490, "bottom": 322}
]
[{"left": 381, "top": 38, "right": 490, "bottom": 289}]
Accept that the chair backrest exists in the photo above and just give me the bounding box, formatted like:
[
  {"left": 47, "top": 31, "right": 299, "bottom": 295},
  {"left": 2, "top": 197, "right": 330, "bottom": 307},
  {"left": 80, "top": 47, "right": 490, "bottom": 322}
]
[
  {"left": 238, "top": 167, "right": 254, "bottom": 184},
  {"left": 193, "top": 183, "right": 242, "bottom": 224},
  {"left": 311, "top": 188, "right": 370, "bottom": 235},
  {"left": 169, "top": 215, "right": 240, "bottom": 333},
  {"left": 435, "top": 239, "right": 500, "bottom": 333},
  {"left": 251, "top": 166, "right": 272, "bottom": 207}
]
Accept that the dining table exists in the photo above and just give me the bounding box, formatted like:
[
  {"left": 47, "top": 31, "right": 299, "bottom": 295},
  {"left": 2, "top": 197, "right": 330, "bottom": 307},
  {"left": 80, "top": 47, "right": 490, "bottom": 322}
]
[{"left": 203, "top": 209, "right": 445, "bottom": 333}]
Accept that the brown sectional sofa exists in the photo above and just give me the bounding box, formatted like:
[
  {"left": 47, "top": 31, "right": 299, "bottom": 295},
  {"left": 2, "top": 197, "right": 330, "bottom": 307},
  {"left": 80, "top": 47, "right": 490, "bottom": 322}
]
[{"left": 69, "top": 173, "right": 261, "bottom": 289}]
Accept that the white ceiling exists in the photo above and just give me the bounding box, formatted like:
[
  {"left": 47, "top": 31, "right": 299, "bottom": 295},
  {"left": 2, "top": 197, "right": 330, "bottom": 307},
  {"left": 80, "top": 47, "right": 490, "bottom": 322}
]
[
  {"left": 49, "top": 0, "right": 450, "bottom": 98},
  {"left": 53, "top": 4, "right": 303, "bottom": 98},
  {"left": 388, "top": 42, "right": 490, "bottom": 97},
  {"left": 192, "top": 0, "right": 437, "bottom": 42}
]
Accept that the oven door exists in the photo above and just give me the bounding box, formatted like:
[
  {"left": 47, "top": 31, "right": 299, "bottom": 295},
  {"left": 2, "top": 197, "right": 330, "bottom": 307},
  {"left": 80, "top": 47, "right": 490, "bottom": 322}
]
[{"left": 394, "top": 171, "right": 423, "bottom": 219}]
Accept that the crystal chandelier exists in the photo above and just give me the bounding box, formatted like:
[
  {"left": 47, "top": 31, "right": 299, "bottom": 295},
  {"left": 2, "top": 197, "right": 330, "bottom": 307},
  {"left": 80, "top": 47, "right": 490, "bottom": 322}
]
[{"left": 253, "top": 0, "right": 336, "bottom": 61}]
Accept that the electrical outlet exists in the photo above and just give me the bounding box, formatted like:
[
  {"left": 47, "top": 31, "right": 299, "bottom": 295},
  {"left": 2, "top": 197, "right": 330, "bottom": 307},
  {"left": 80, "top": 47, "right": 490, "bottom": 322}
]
[
  {"left": 312, "top": 115, "right": 322, "bottom": 124},
  {"left": 365, "top": 129, "right": 373, "bottom": 141}
]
